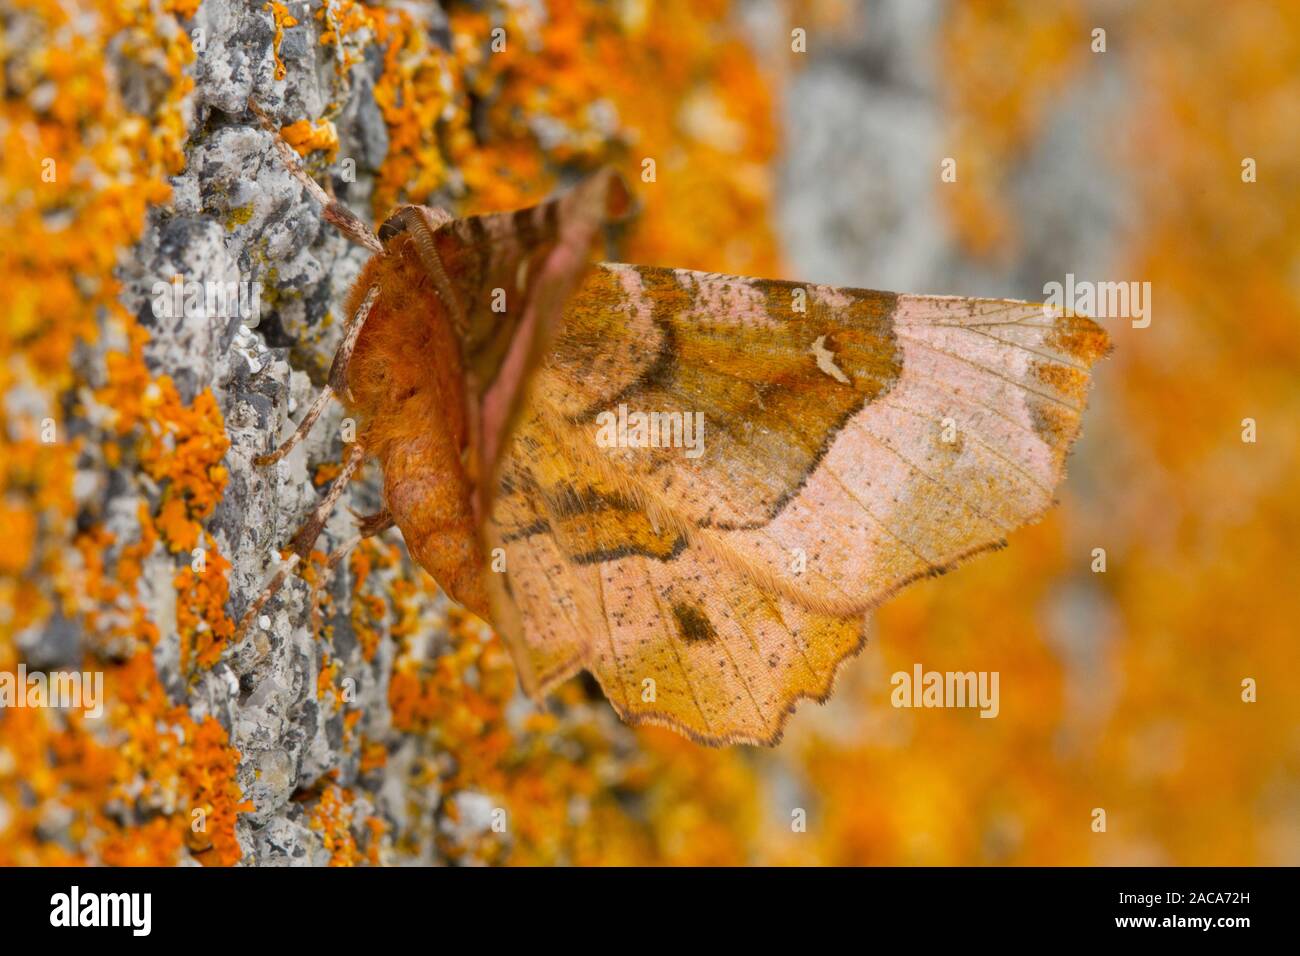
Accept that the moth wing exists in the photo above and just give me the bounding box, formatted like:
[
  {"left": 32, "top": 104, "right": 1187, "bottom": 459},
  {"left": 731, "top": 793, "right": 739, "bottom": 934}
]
[
  {"left": 487, "top": 265, "right": 1108, "bottom": 743},
  {"left": 488, "top": 418, "right": 865, "bottom": 745},
  {"left": 432, "top": 169, "right": 631, "bottom": 513},
  {"left": 531, "top": 264, "right": 1110, "bottom": 615},
  {"left": 707, "top": 290, "right": 1112, "bottom": 616}
]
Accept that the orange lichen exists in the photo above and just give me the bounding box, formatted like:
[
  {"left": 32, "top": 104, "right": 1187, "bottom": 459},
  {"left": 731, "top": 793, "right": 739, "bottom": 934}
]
[
  {"left": 155, "top": 497, "right": 197, "bottom": 553},
  {"left": 365, "top": 7, "right": 465, "bottom": 214},
  {"left": 163, "top": 0, "right": 202, "bottom": 19},
  {"left": 359, "top": 738, "right": 388, "bottom": 774},
  {"left": 312, "top": 460, "right": 344, "bottom": 487},
  {"left": 174, "top": 537, "right": 236, "bottom": 672},
  {"left": 280, "top": 118, "right": 341, "bottom": 159},
  {"left": 464, "top": 0, "right": 777, "bottom": 273},
  {"left": 180, "top": 715, "right": 255, "bottom": 865},
  {"left": 318, "top": 655, "right": 341, "bottom": 709},
  {"left": 363, "top": 815, "right": 386, "bottom": 864},
  {"left": 0, "top": 648, "right": 251, "bottom": 867},
  {"left": 265, "top": 2, "right": 300, "bottom": 81},
  {"left": 106, "top": 650, "right": 252, "bottom": 866},
  {"left": 307, "top": 784, "right": 365, "bottom": 866},
  {"left": 95, "top": 326, "right": 237, "bottom": 674},
  {"left": 138, "top": 383, "right": 231, "bottom": 518},
  {"left": 316, "top": 0, "right": 376, "bottom": 74},
  {"left": 347, "top": 539, "right": 396, "bottom": 662},
  {"left": 0, "top": 0, "right": 251, "bottom": 867}
]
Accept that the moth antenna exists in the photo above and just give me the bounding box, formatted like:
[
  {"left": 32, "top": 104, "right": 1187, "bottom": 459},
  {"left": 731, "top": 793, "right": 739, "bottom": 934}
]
[
  {"left": 254, "top": 384, "right": 335, "bottom": 467},
  {"left": 287, "top": 442, "right": 367, "bottom": 560},
  {"left": 232, "top": 552, "right": 302, "bottom": 643},
  {"left": 248, "top": 97, "right": 383, "bottom": 254}
]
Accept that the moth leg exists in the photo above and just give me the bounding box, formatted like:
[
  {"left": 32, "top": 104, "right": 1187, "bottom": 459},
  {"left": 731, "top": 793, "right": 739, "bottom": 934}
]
[
  {"left": 233, "top": 551, "right": 301, "bottom": 642},
  {"left": 254, "top": 383, "right": 335, "bottom": 467},
  {"left": 351, "top": 507, "right": 395, "bottom": 537},
  {"left": 327, "top": 285, "right": 379, "bottom": 402},
  {"left": 248, "top": 97, "right": 382, "bottom": 254},
  {"left": 254, "top": 285, "right": 379, "bottom": 466},
  {"left": 233, "top": 443, "right": 368, "bottom": 642},
  {"left": 287, "top": 442, "right": 367, "bottom": 561},
  {"left": 308, "top": 509, "right": 396, "bottom": 634}
]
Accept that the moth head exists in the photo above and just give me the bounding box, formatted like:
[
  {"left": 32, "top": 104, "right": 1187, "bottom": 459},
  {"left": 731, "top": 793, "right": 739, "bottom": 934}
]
[{"left": 376, "top": 205, "right": 454, "bottom": 249}]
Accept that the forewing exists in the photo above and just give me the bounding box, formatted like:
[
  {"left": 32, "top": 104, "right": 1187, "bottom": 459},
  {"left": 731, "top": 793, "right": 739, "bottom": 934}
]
[{"left": 487, "top": 264, "right": 1109, "bottom": 743}]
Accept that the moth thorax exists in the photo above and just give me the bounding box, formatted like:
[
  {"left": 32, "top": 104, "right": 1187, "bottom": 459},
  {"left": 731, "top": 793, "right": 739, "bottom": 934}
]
[{"left": 378, "top": 204, "right": 465, "bottom": 332}]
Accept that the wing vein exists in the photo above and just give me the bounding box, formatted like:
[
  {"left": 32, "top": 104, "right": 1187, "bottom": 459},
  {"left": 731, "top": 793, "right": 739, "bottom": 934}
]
[
  {"left": 856, "top": 424, "right": 1011, "bottom": 535},
  {"left": 896, "top": 332, "right": 1082, "bottom": 411},
  {"left": 875, "top": 399, "right": 1056, "bottom": 497}
]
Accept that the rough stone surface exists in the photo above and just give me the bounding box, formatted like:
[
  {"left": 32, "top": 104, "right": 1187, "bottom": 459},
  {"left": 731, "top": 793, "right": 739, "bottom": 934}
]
[{"left": 106, "top": 0, "right": 428, "bottom": 865}]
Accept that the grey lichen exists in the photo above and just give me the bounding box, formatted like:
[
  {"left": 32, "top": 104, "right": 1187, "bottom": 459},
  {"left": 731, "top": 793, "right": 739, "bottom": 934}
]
[{"left": 108, "top": 0, "right": 450, "bottom": 865}]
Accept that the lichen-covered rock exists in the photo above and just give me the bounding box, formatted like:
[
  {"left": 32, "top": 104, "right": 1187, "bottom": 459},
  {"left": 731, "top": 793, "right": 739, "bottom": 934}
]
[{"left": 2, "top": 0, "right": 788, "bottom": 866}]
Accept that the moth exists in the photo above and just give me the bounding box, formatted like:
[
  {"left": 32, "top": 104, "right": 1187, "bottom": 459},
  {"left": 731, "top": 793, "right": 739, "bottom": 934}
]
[{"left": 242, "top": 100, "right": 1110, "bottom": 746}]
